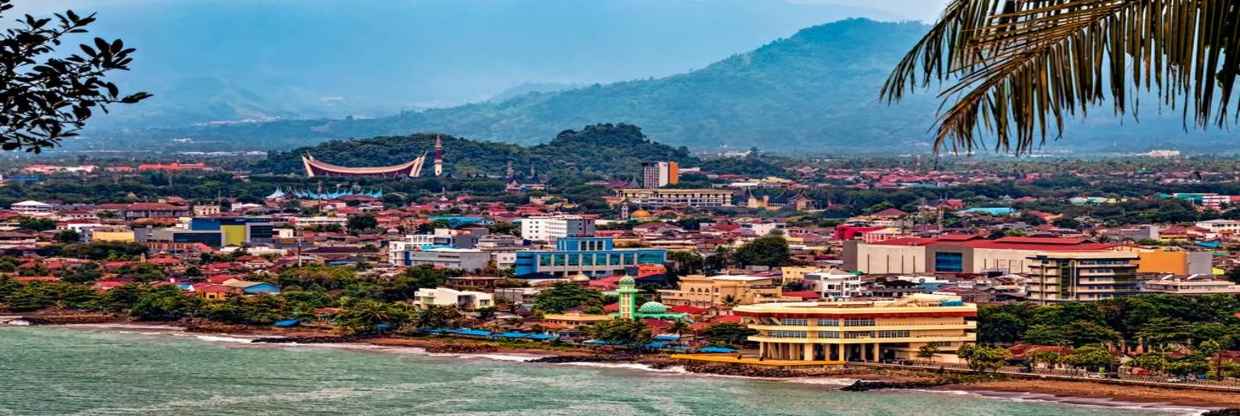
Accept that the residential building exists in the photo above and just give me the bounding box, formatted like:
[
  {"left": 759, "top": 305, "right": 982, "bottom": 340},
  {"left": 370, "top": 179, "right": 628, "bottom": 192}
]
[
  {"left": 520, "top": 216, "right": 595, "bottom": 242},
  {"left": 641, "top": 161, "right": 679, "bottom": 189},
  {"left": 413, "top": 287, "right": 495, "bottom": 310},
  {"left": 10, "top": 200, "right": 53, "bottom": 216},
  {"left": 122, "top": 203, "right": 191, "bottom": 220},
  {"left": 390, "top": 248, "right": 491, "bottom": 272},
  {"left": 804, "top": 270, "right": 865, "bottom": 300},
  {"left": 1141, "top": 275, "right": 1240, "bottom": 295},
  {"left": 512, "top": 236, "right": 666, "bottom": 278},
  {"left": 734, "top": 294, "right": 977, "bottom": 363},
  {"left": 1195, "top": 219, "right": 1240, "bottom": 236},
  {"left": 618, "top": 188, "right": 734, "bottom": 208},
  {"left": 1026, "top": 252, "right": 1140, "bottom": 303},
  {"left": 658, "top": 274, "right": 784, "bottom": 308}
]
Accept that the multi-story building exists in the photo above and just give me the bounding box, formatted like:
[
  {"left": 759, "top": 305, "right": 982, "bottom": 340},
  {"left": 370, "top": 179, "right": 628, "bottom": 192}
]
[
  {"left": 9, "top": 200, "right": 54, "bottom": 216},
  {"left": 1025, "top": 252, "right": 1140, "bottom": 303},
  {"left": 618, "top": 188, "right": 734, "bottom": 208},
  {"left": 804, "top": 270, "right": 866, "bottom": 300},
  {"left": 520, "top": 216, "right": 594, "bottom": 242},
  {"left": 1195, "top": 219, "right": 1240, "bottom": 236},
  {"left": 512, "top": 236, "right": 666, "bottom": 278},
  {"left": 122, "top": 203, "right": 191, "bottom": 220},
  {"left": 1141, "top": 275, "right": 1240, "bottom": 295},
  {"left": 390, "top": 247, "right": 491, "bottom": 272},
  {"left": 641, "top": 161, "right": 679, "bottom": 189},
  {"left": 1135, "top": 250, "right": 1213, "bottom": 276},
  {"left": 189, "top": 217, "right": 275, "bottom": 247},
  {"left": 413, "top": 287, "right": 495, "bottom": 311},
  {"left": 844, "top": 236, "right": 1125, "bottom": 275},
  {"left": 658, "top": 274, "right": 784, "bottom": 308},
  {"left": 734, "top": 294, "right": 977, "bottom": 363}
]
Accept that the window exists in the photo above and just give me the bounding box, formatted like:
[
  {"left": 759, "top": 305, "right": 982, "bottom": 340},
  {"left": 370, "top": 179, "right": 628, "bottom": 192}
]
[
  {"left": 877, "top": 330, "right": 910, "bottom": 338},
  {"left": 844, "top": 318, "right": 876, "bottom": 327},
  {"left": 934, "top": 252, "right": 964, "bottom": 273},
  {"left": 539, "top": 254, "right": 553, "bottom": 267},
  {"left": 568, "top": 254, "right": 579, "bottom": 266},
  {"left": 622, "top": 253, "right": 636, "bottom": 265},
  {"left": 816, "top": 319, "right": 839, "bottom": 326},
  {"left": 782, "top": 319, "right": 808, "bottom": 326}
]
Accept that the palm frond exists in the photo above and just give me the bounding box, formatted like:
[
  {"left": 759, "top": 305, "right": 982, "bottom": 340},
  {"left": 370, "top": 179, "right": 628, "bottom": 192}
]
[{"left": 882, "top": 0, "right": 1240, "bottom": 154}]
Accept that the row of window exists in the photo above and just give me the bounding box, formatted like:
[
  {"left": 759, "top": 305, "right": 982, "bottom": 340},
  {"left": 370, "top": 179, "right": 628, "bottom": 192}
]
[
  {"left": 533, "top": 252, "right": 664, "bottom": 267},
  {"left": 777, "top": 319, "right": 844, "bottom": 326}
]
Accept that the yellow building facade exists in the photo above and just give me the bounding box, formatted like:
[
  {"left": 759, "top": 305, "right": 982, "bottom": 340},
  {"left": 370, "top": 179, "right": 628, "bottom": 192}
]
[
  {"left": 734, "top": 294, "right": 976, "bottom": 364},
  {"left": 658, "top": 275, "right": 784, "bottom": 309}
]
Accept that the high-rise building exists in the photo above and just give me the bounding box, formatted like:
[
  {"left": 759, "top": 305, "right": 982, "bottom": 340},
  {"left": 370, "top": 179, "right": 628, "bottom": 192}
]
[
  {"left": 641, "top": 161, "right": 679, "bottom": 189},
  {"left": 1026, "top": 252, "right": 1140, "bottom": 303},
  {"left": 519, "top": 215, "right": 595, "bottom": 242}
]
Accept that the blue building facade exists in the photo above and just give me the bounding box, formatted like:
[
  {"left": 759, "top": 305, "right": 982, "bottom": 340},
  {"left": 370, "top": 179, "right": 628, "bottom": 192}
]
[{"left": 513, "top": 237, "right": 666, "bottom": 278}]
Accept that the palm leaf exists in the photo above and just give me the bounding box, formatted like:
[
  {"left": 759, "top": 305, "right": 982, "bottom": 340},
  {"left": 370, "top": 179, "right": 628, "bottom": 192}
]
[{"left": 882, "top": 0, "right": 1240, "bottom": 154}]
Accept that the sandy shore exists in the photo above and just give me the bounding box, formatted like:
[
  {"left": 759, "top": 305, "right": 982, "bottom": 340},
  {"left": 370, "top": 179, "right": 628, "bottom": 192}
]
[{"left": 958, "top": 379, "right": 1240, "bottom": 409}]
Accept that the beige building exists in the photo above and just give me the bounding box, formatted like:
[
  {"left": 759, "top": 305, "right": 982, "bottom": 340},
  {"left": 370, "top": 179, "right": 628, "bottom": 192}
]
[
  {"left": 659, "top": 274, "right": 784, "bottom": 309},
  {"left": 779, "top": 266, "right": 821, "bottom": 284},
  {"left": 1026, "top": 252, "right": 1140, "bottom": 303},
  {"left": 735, "top": 294, "right": 977, "bottom": 363},
  {"left": 1141, "top": 275, "right": 1240, "bottom": 295},
  {"left": 845, "top": 236, "right": 1126, "bottom": 275},
  {"left": 617, "top": 188, "right": 734, "bottom": 208}
]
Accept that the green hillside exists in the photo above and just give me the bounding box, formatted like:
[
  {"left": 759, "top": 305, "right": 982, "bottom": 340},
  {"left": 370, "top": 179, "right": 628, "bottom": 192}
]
[{"left": 255, "top": 123, "right": 699, "bottom": 179}]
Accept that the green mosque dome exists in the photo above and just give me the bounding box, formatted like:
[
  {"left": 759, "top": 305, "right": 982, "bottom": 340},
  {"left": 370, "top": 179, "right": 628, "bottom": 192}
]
[{"left": 637, "top": 301, "right": 668, "bottom": 314}]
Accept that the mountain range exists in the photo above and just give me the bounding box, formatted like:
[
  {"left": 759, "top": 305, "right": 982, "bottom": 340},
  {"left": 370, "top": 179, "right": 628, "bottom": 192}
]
[{"left": 75, "top": 18, "right": 1237, "bottom": 154}]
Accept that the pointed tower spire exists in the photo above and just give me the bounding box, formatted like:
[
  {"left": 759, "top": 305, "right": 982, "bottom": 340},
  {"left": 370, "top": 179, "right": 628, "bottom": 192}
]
[{"left": 433, "top": 135, "right": 444, "bottom": 177}]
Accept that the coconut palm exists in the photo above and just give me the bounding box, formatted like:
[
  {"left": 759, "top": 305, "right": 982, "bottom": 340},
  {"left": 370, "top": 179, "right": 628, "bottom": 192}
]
[{"left": 883, "top": 0, "right": 1240, "bottom": 154}]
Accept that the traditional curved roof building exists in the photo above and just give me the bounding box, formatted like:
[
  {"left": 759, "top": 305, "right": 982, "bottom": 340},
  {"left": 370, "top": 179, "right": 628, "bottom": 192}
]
[{"left": 302, "top": 153, "right": 427, "bottom": 178}]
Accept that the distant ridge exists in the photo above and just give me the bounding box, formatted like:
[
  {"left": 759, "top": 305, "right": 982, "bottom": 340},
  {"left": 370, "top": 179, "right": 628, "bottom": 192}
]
[{"left": 83, "top": 18, "right": 1237, "bottom": 154}]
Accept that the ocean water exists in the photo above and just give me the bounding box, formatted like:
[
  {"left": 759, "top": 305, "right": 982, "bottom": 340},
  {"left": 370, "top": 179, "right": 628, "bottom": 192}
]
[{"left": 0, "top": 327, "right": 1197, "bottom": 416}]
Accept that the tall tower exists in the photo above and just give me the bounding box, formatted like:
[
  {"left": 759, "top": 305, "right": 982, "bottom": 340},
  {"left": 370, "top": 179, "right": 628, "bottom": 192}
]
[
  {"left": 433, "top": 135, "right": 444, "bottom": 177},
  {"left": 617, "top": 275, "right": 638, "bottom": 320},
  {"left": 505, "top": 161, "right": 514, "bottom": 180}
]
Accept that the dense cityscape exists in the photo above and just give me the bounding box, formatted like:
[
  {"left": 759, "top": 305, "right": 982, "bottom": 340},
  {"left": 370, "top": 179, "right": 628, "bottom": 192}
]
[
  {"left": 1, "top": 129, "right": 1239, "bottom": 409},
  {"left": 2, "top": 0, "right": 1239, "bottom": 414}
]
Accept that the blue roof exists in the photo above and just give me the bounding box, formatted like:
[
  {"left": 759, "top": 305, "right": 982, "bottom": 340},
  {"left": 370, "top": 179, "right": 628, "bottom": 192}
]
[
  {"left": 273, "top": 319, "right": 300, "bottom": 328},
  {"left": 698, "top": 346, "right": 737, "bottom": 353}
]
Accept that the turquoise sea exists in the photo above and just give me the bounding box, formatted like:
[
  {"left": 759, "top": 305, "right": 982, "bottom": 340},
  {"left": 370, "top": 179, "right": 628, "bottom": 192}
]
[{"left": 0, "top": 326, "right": 1202, "bottom": 416}]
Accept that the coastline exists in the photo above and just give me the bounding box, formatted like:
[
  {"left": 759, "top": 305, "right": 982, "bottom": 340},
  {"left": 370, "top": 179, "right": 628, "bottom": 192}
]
[{"left": 28, "top": 321, "right": 1237, "bottom": 412}]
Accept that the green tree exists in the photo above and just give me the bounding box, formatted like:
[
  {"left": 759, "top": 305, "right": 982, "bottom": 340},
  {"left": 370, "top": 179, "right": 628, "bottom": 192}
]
[
  {"left": 701, "top": 323, "right": 757, "bottom": 346},
  {"left": 0, "top": 0, "right": 151, "bottom": 152},
  {"left": 917, "top": 344, "right": 941, "bottom": 363},
  {"left": 17, "top": 217, "right": 55, "bottom": 231},
  {"left": 336, "top": 299, "right": 412, "bottom": 334},
  {"left": 130, "top": 285, "right": 199, "bottom": 321},
  {"left": 54, "top": 229, "right": 81, "bottom": 243},
  {"left": 1130, "top": 352, "right": 1168, "bottom": 374},
  {"left": 957, "top": 344, "right": 1011, "bottom": 373},
  {"left": 60, "top": 263, "right": 102, "bottom": 284},
  {"left": 411, "top": 305, "right": 463, "bottom": 330},
  {"left": 533, "top": 283, "right": 603, "bottom": 313},
  {"left": 586, "top": 319, "right": 651, "bottom": 347},
  {"left": 347, "top": 214, "right": 379, "bottom": 233},
  {"left": 1029, "top": 351, "right": 1062, "bottom": 370},
  {"left": 1064, "top": 345, "right": 1116, "bottom": 372},
  {"left": 732, "top": 235, "right": 790, "bottom": 268}
]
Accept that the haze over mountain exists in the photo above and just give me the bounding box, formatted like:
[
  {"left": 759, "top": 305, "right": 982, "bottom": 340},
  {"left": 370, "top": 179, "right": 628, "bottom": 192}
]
[
  {"left": 18, "top": 0, "right": 923, "bottom": 128},
  {"left": 80, "top": 17, "right": 1235, "bottom": 155}
]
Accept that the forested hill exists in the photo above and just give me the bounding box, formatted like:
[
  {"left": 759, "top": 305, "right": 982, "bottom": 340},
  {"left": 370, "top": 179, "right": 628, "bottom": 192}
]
[
  {"left": 80, "top": 18, "right": 1235, "bottom": 154},
  {"left": 254, "top": 123, "right": 698, "bottom": 180}
]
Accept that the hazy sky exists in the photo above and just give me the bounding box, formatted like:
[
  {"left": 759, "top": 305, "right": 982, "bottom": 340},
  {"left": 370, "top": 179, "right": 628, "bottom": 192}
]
[{"left": 3, "top": 0, "right": 951, "bottom": 124}]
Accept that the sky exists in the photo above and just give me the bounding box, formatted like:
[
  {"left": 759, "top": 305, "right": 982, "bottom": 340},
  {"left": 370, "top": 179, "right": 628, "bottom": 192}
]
[{"left": 2, "top": 0, "right": 951, "bottom": 125}]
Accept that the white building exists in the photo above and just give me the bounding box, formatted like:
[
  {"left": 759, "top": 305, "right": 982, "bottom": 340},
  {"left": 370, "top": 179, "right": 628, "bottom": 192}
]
[
  {"left": 804, "top": 270, "right": 866, "bottom": 300},
  {"left": 1142, "top": 275, "right": 1240, "bottom": 295},
  {"left": 10, "top": 200, "right": 53, "bottom": 216},
  {"left": 294, "top": 216, "right": 349, "bottom": 228},
  {"left": 413, "top": 287, "right": 495, "bottom": 311},
  {"left": 1195, "top": 219, "right": 1240, "bottom": 236},
  {"left": 389, "top": 247, "right": 491, "bottom": 272},
  {"left": 520, "top": 216, "right": 594, "bottom": 242}
]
